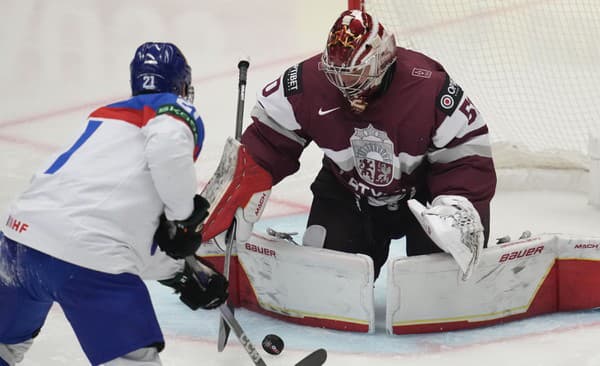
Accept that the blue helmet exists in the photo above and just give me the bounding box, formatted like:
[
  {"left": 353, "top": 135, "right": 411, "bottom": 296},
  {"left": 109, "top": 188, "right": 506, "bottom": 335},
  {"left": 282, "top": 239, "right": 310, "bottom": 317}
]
[{"left": 130, "top": 42, "right": 193, "bottom": 100}]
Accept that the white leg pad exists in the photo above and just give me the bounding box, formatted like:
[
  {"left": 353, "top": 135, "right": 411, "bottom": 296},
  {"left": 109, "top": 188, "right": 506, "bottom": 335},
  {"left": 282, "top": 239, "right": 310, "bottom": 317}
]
[
  {"left": 387, "top": 233, "right": 600, "bottom": 334},
  {"left": 102, "top": 347, "right": 161, "bottom": 366},
  {"left": 237, "top": 231, "right": 375, "bottom": 332},
  {"left": 0, "top": 339, "right": 33, "bottom": 365}
]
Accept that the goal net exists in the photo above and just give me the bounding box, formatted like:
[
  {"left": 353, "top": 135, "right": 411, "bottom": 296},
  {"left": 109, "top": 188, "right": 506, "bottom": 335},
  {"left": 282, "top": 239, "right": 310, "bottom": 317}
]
[{"left": 350, "top": 1, "right": 600, "bottom": 182}]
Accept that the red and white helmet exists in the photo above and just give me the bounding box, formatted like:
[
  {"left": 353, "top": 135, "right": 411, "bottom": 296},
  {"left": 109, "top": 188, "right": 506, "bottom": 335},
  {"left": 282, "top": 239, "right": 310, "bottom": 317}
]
[{"left": 319, "top": 10, "right": 396, "bottom": 109}]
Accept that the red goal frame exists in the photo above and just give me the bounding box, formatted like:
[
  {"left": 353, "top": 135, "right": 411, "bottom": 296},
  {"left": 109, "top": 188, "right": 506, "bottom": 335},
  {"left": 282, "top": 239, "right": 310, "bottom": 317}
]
[{"left": 347, "top": 0, "right": 363, "bottom": 10}]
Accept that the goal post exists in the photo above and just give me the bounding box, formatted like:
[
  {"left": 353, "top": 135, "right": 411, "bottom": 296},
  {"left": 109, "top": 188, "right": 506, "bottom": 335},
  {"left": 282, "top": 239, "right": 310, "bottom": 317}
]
[
  {"left": 349, "top": 0, "right": 600, "bottom": 197},
  {"left": 348, "top": 0, "right": 363, "bottom": 11}
]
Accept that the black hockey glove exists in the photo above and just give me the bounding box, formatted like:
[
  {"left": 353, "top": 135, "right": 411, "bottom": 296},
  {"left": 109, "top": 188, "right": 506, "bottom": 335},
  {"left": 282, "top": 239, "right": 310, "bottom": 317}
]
[
  {"left": 154, "top": 195, "right": 210, "bottom": 259},
  {"left": 159, "top": 257, "right": 229, "bottom": 310}
]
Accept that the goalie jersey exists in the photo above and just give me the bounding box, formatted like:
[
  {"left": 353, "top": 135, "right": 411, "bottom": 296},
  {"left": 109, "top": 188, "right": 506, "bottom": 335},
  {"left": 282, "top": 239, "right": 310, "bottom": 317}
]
[
  {"left": 242, "top": 47, "right": 496, "bottom": 231},
  {"left": 2, "top": 93, "right": 204, "bottom": 279}
]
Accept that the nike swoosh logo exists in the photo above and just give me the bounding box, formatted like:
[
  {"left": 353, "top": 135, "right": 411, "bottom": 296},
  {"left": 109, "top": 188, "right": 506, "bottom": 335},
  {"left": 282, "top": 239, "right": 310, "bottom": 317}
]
[{"left": 318, "top": 107, "right": 341, "bottom": 116}]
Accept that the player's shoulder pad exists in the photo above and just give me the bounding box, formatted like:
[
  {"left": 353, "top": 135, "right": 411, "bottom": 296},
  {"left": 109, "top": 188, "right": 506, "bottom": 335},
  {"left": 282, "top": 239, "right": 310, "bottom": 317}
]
[
  {"left": 282, "top": 63, "right": 303, "bottom": 97},
  {"left": 435, "top": 74, "right": 464, "bottom": 116}
]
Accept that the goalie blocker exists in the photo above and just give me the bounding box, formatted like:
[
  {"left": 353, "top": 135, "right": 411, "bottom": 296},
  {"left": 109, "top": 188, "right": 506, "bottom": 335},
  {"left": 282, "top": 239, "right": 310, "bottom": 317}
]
[
  {"left": 198, "top": 231, "right": 600, "bottom": 334},
  {"left": 200, "top": 137, "right": 272, "bottom": 245}
]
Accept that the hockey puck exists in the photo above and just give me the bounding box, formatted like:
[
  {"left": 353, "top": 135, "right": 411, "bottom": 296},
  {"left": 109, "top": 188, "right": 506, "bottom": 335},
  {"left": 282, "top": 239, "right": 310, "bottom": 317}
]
[{"left": 261, "top": 334, "right": 284, "bottom": 355}]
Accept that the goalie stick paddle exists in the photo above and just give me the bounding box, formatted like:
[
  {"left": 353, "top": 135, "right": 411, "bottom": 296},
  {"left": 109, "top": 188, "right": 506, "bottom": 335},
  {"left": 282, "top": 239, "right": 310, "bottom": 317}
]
[{"left": 218, "top": 58, "right": 250, "bottom": 352}]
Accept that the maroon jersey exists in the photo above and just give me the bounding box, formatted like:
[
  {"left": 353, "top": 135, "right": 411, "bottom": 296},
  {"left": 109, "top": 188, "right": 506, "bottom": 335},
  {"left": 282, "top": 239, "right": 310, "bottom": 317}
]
[{"left": 241, "top": 47, "right": 496, "bottom": 217}]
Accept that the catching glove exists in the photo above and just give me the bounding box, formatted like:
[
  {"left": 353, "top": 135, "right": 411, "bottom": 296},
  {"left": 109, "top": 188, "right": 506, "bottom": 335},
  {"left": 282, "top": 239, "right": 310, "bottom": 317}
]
[{"left": 408, "top": 195, "right": 484, "bottom": 280}]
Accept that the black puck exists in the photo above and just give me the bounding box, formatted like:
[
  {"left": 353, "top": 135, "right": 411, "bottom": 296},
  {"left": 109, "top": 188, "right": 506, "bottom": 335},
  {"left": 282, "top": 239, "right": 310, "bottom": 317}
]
[{"left": 261, "top": 334, "right": 284, "bottom": 355}]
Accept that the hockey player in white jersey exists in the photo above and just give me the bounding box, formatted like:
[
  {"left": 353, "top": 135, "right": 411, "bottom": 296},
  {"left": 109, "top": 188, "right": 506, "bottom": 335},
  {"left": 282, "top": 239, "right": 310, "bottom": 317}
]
[{"left": 0, "top": 42, "right": 228, "bottom": 365}]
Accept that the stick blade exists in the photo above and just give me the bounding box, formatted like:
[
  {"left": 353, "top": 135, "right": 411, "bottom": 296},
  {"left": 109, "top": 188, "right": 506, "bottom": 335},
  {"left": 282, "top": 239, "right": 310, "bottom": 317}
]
[{"left": 295, "top": 348, "right": 327, "bottom": 366}]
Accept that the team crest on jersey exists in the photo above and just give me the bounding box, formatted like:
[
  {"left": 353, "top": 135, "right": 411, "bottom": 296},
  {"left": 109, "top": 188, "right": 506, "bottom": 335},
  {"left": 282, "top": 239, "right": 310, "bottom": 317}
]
[{"left": 350, "top": 124, "right": 395, "bottom": 187}]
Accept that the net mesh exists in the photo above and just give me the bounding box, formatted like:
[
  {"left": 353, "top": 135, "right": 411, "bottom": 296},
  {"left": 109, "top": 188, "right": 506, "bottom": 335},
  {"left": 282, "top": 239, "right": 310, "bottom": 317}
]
[{"left": 361, "top": 0, "right": 600, "bottom": 170}]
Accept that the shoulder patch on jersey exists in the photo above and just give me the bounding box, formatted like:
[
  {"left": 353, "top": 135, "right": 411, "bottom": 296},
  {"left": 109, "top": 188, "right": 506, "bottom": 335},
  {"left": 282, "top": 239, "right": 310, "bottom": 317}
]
[
  {"left": 436, "top": 75, "right": 464, "bottom": 116},
  {"left": 283, "top": 63, "right": 303, "bottom": 97},
  {"left": 156, "top": 104, "right": 199, "bottom": 144}
]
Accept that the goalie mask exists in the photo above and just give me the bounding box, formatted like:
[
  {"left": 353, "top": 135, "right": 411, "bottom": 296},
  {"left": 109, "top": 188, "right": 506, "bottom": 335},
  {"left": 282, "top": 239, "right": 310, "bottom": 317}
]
[{"left": 319, "top": 10, "right": 396, "bottom": 113}]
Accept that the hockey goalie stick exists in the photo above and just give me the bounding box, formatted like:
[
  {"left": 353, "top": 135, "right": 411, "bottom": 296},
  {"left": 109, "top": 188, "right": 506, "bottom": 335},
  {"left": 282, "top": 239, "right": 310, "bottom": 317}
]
[
  {"left": 185, "top": 257, "right": 327, "bottom": 366},
  {"left": 234, "top": 59, "right": 250, "bottom": 141},
  {"left": 218, "top": 59, "right": 250, "bottom": 352}
]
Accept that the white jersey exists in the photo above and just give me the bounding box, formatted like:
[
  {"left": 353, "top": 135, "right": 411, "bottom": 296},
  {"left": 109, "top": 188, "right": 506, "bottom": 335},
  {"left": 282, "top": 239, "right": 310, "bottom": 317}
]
[{"left": 2, "top": 93, "right": 205, "bottom": 280}]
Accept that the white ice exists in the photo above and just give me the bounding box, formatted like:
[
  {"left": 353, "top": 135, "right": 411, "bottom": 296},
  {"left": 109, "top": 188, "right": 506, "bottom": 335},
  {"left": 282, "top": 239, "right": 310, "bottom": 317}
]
[{"left": 2, "top": 1, "right": 600, "bottom": 365}]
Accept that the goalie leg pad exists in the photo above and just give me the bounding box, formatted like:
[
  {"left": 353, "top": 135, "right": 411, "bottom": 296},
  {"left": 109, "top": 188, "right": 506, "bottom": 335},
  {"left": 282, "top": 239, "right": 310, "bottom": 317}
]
[
  {"left": 387, "top": 234, "right": 558, "bottom": 334},
  {"left": 236, "top": 232, "right": 375, "bottom": 332},
  {"left": 387, "top": 233, "right": 600, "bottom": 334}
]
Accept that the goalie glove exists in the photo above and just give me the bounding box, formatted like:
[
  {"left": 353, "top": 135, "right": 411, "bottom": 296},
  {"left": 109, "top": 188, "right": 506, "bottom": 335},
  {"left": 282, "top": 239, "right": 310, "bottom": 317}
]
[
  {"left": 154, "top": 195, "right": 210, "bottom": 259},
  {"left": 408, "top": 195, "right": 484, "bottom": 281},
  {"left": 201, "top": 137, "right": 272, "bottom": 245},
  {"left": 158, "top": 256, "right": 228, "bottom": 310}
]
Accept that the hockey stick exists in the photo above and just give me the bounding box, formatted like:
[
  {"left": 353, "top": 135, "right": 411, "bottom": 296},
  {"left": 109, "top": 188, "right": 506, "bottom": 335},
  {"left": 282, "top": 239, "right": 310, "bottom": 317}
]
[
  {"left": 218, "top": 302, "right": 266, "bottom": 366},
  {"left": 217, "top": 219, "right": 236, "bottom": 351},
  {"left": 235, "top": 60, "right": 250, "bottom": 141},
  {"left": 185, "top": 257, "right": 328, "bottom": 366},
  {"left": 218, "top": 59, "right": 250, "bottom": 352},
  {"left": 184, "top": 256, "right": 265, "bottom": 366},
  {"left": 295, "top": 348, "right": 327, "bottom": 366},
  {"left": 220, "top": 304, "right": 327, "bottom": 366}
]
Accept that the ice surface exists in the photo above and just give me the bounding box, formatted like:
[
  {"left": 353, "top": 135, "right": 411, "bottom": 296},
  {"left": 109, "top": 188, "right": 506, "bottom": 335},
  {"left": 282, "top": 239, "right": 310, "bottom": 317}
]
[{"left": 2, "top": 1, "right": 600, "bottom": 365}]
